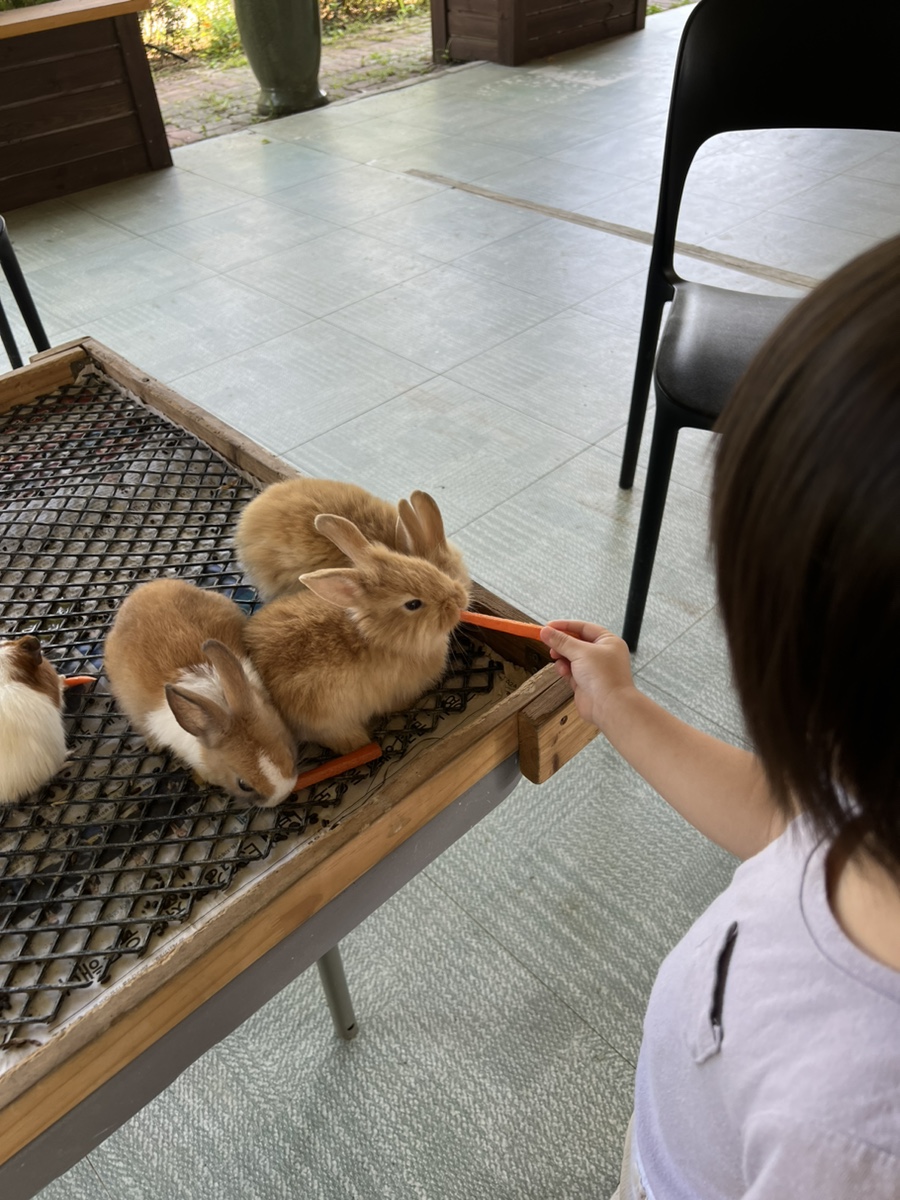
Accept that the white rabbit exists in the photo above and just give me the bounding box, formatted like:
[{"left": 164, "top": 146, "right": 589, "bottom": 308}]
[{"left": 0, "top": 635, "right": 67, "bottom": 804}]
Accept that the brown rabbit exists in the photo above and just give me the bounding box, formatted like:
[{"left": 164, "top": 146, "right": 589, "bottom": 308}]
[
  {"left": 105, "top": 579, "right": 298, "bottom": 807},
  {"left": 234, "top": 477, "right": 471, "bottom": 603},
  {"left": 244, "top": 513, "right": 468, "bottom": 755}
]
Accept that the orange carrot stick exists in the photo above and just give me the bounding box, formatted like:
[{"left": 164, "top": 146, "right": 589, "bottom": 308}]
[
  {"left": 63, "top": 675, "right": 96, "bottom": 688},
  {"left": 459, "top": 609, "right": 545, "bottom": 641},
  {"left": 292, "top": 741, "right": 382, "bottom": 792}
]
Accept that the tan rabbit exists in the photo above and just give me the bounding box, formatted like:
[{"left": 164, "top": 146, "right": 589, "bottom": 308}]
[
  {"left": 244, "top": 513, "right": 468, "bottom": 755},
  {"left": 0, "top": 635, "right": 67, "bottom": 804},
  {"left": 234, "top": 477, "right": 471, "bottom": 603},
  {"left": 105, "top": 579, "right": 298, "bottom": 807}
]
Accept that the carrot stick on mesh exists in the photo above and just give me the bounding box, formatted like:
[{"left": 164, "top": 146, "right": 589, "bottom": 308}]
[
  {"left": 63, "top": 676, "right": 96, "bottom": 688},
  {"left": 292, "top": 740, "right": 382, "bottom": 792},
  {"left": 459, "top": 609, "right": 545, "bottom": 641}
]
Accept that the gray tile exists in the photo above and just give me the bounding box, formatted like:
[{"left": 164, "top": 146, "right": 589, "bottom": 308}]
[
  {"left": 455, "top": 69, "right": 602, "bottom": 114},
  {"left": 354, "top": 188, "right": 547, "bottom": 263},
  {"left": 771, "top": 173, "right": 900, "bottom": 241},
  {"left": 4, "top": 199, "right": 137, "bottom": 271},
  {"left": 324, "top": 264, "right": 561, "bottom": 373},
  {"left": 23, "top": 240, "right": 216, "bottom": 328},
  {"left": 173, "top": 130, "right": 358, "bottom": 195},
  {"left": 86, "top": 275, "right": 313, "bottom": 383},
  {"left": 35, "top": 1157, "right": 113, "bottom": 1200},
  {"left": 447, "top": 309, "right": 640, "bottom": 442},
  {"left": 472, "top": 156, "right": 633, "bottom": 210},
  {"left": 551, "top": 128, "right": 667, "bottom": 183},
  {"left": 275, "top": 114, "right": 441, "bottom": 162},
  {"left": 576, "top": 177, "right": 766, "bottom": 245},
  {"left": 453, "top": 219, "right": 650, "bottom": 305},
  {"left": 67, "top": 168, "right": 248, "bottom": 234},
  {"left": 426, "top": 728, "right": 738, "bottom": 1062},
  {"left": 848, "top": 143, "right": 900, "bottom": 186},
  {"left": 227, "top": 226, "right": 440, "bottom": 316},
  {"left": 369, "top": 132, "right": 536, "bottom": 182},
  {"left": 453, "top": 443, "right": 718, "bottom": 663},
  {"left": 701, "top": 210, "right": 878, "bottom": 281},
  {"left": 722, "top": 126, "right": 900, "bottom": 176},
  {"left": 87, "top": 876, "right": 635, "bottom": 1200},
  {"left": 467, "top": 108, "right": 615, "bottom": 157},
  {"left": 640, "top": 608, "right": 746, "bottom": 742},
  {"left": 144, "top": 198, "right": 339, "bottom": 269},
  {"left": 282, "top": 374, "right": 589, "bottom": 530},
  {"left": 388, "top": 95, "right": 516, "bottom": 138},
  {"left": 172, "top": 321, "right": 432, "bottom": 452},
  {"left": 269, "top": 163, "right": 444, "bottom": 224},
  {"left": 682, "top": 142, "right": 831, "bottom": 210}
]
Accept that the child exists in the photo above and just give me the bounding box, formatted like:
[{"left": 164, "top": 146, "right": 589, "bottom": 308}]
[{"left": 541, "top": 232, "right": 900, "bottom": 1199}]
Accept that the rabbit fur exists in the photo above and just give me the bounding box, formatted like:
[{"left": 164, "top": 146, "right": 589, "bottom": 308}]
[
  {"left": 0, "top": 635, "right": 67, "bottom": 804},
  {"left": 244, "top": 513, "right": 468, "bottom": 755},
  {"left": 235, "top": 477, "right": 471, "bottom": 603},
  {"left": 105, "top": 579, "right": 298, "bottom": 806}
]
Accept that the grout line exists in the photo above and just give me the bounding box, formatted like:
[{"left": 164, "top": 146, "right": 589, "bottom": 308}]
[{"left": 405, "top": 169, "right": 820, "bottom": 292}]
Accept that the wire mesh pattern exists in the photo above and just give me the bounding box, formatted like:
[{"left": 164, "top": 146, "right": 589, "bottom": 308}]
[{"left": 0, "top": 368, "right": 511, "bottom": 1048}]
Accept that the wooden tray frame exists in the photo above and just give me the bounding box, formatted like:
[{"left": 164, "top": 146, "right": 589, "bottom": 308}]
[{"left": 0, "top": 339, "right": 596, "bottom": 1171}]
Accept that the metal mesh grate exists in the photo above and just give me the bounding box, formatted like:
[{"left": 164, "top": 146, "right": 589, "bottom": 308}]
[{"left": 0, "top": 368, "right": 510, "bottom": 1047}]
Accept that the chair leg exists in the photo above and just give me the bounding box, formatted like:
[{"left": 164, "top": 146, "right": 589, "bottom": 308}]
[
  {"left": 621, "top": 399, "right": 683, "bottom": 653},
  {"left": 316, "top": 944, "right": 359, "bottom": 1040},
  {"left": 0, "top": 216, "right": 50, "bottom": 367},
  {"left": 619, "top": 277, "right": 671, "bottom": 491},
  {"left": 0, "top": 299, "right": 23, "bottom": 370}
]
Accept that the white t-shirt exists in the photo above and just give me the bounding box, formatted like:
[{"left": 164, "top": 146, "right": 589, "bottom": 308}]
[{"left": 632, "top": 816, "right": 900, "bottom": 1199}]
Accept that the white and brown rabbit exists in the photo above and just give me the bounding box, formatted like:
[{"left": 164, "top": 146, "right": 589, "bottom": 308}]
[
  {"left": 104, "top": 579, "right": 298, "bottom": 807},
  {"left": 0, "top": 635, "right": 67, "bottom": 804},
  {"left": 244, "top": 514, "right": 468, "bottom": 755},
  {"left": 235, "top": 477, "right": 471, "bottom": 603}
]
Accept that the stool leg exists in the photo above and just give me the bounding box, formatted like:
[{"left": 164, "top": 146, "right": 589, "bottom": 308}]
[
  {"left": 0, "top": 218, "right": 50, "bottom": 364},
  {"left": 316, "top": 944, "right": 359, "bottom": 1040},
  {"left": 620, "top": 279, "right": 671, "bottom": 490},
  {"left": 0, "top": 299, "right": 23, "bottom": 370},
  {"left": 622, "top": 399, "right": 682, "bottom": 653}
]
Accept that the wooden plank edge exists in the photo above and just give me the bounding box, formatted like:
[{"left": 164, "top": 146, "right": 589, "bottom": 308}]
[
  {"left": 516, "top": 675, "right": 598, "bottom": 783},
  {"left": 0, "top": 716, "right": 521, "bottom": 1165},
  {"left": 79, "top": 339, "right": 301, "bottom": 488},
  {"left": 0, "top": 0, "right": 148, "bottom": 39},
  {"left": 0, "top": 663, "right": 558, "bottom": 1116},
  {"left": 0, "top": 342, "right": 91, "bottom": 413}
]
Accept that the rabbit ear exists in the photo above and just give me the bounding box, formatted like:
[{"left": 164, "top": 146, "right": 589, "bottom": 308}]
[
  {"left": 300, "top": 569, "right": 366, "bottom": 610},
  {"left": 398, "top": 491, "right": 446, "bottom": 556},
  {"left": 314, "top": 514, "right": 373, "bottom": 564},
  {"left": 201, "top": 639, "right": 252, "bottom": 714},
  {"left": 165, "top": 682, "right": 230, "bottom": 746},
  {"left": 410, "top": 492, "right": 446, "bottom": 547},
  {"left": 17, "top": 635, "right": 43, "bottom": 667}
]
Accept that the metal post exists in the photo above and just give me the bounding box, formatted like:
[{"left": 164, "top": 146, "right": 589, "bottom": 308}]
[{"left": 316, "top": 944, "right": 358, "bottom": 1040}]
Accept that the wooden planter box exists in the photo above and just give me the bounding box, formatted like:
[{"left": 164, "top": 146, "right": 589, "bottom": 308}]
[
  {"left": 0, "top": 0, "right": 171, "bottom": 212},
  {"left": 432, "top": 0, "right": 644, "bottom": 66},
  {"left": 0, "top": 340, "right": 598, "bottom": 1197}
]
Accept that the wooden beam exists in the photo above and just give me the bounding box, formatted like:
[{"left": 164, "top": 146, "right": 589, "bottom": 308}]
[{"left": 0, "top": 0, "right": 148, "bottom": 39}]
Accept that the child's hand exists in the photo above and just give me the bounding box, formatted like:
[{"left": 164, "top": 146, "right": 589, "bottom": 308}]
[{"left": 540, "top": 620, "right": 636, "bottom": 732}]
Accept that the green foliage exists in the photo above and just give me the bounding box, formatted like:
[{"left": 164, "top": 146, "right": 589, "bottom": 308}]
[{"left": 140, "top": 0, "right": 428, "bottom": 63}]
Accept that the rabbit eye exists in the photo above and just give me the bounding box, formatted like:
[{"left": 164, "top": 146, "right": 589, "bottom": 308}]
[
  {"left": 404, "top": 599, "right": 423, "bottom": 611},
  {"left": 237, "top": 778, "right": 255, "bottom": 793}
]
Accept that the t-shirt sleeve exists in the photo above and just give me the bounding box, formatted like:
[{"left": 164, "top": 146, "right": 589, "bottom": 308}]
[{"left": 743, "top": 1111, "right": 900, "bottom": 1200}]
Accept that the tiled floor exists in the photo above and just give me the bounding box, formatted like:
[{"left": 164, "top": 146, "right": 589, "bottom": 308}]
[{"left": 5, "top": 5, "right": 900, "bottom": 1196}]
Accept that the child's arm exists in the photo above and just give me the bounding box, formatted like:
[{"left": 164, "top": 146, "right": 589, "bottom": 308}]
[{"left": 541, "top": 621, "right": 787, "bottom": 861}]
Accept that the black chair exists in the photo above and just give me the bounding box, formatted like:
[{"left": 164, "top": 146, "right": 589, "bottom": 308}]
[
  {"left": 0, "top": 215, "right": 50, "bottom": 371},
  {"left": 619, "top": 0, "right": 900, "bottom": 651}
]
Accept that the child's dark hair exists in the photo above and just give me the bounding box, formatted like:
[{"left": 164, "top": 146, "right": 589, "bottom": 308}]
[{"left": 712, "top": 233, "right": 900, "bottom": 876}]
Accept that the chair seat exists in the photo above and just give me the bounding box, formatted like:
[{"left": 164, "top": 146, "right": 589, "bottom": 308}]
[{"left": 655, "top": 282, "right": 797, "bottom": 420}]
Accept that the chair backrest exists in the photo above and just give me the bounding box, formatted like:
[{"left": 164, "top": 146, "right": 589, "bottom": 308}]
[{"left": 652, "top": 0, "right": 900, "bottom": 281}]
